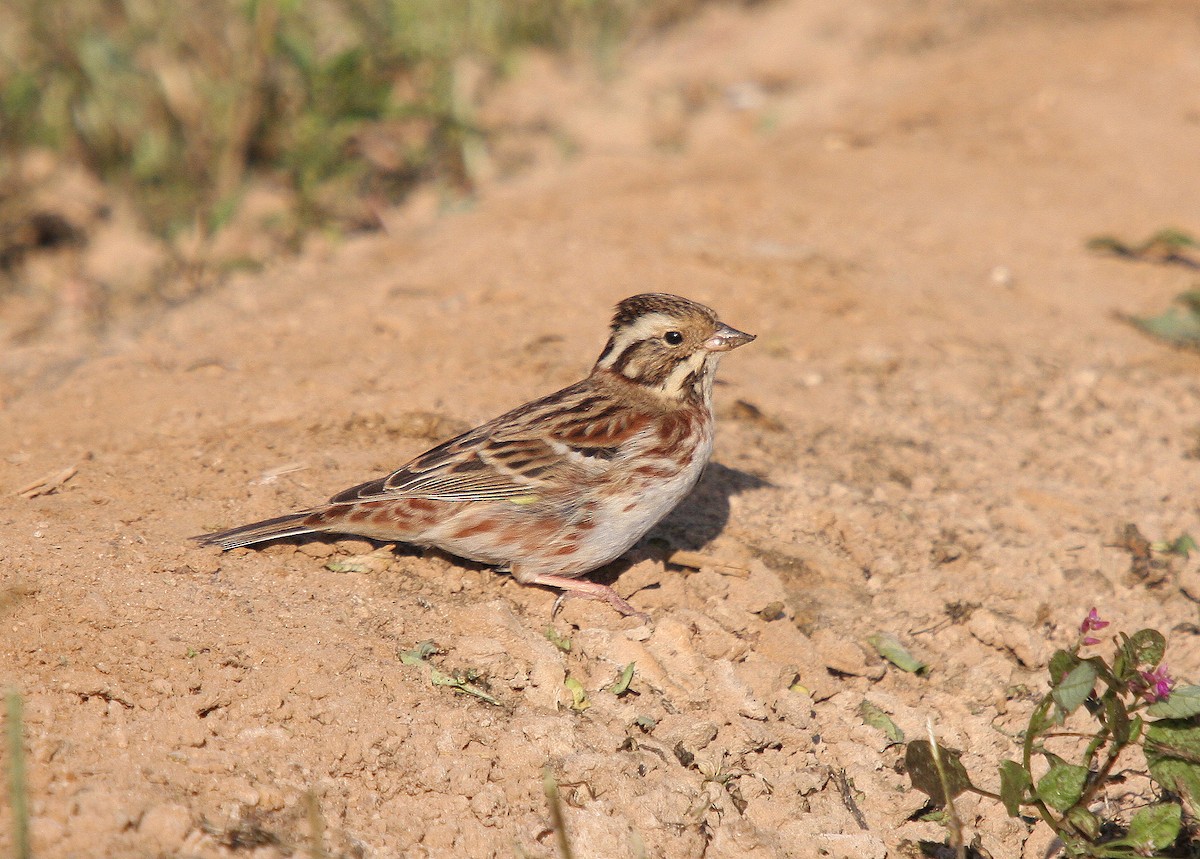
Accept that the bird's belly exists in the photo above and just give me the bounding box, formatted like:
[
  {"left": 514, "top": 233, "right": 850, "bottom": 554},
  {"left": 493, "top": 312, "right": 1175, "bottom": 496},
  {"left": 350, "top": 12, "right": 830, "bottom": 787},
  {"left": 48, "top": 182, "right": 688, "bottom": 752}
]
[
  {"left": 554, "top": 429, "right": 714, "bottom": 575},
  {"left": 426, "top": 426, "right": 714, "bottom": 578}
]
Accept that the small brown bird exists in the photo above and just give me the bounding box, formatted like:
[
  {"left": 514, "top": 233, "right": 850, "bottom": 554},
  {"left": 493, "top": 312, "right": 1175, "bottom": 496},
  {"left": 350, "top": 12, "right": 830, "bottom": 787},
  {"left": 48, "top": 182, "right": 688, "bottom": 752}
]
[{"left": 196, "top": 294, "right": 754, "bottom": 618}]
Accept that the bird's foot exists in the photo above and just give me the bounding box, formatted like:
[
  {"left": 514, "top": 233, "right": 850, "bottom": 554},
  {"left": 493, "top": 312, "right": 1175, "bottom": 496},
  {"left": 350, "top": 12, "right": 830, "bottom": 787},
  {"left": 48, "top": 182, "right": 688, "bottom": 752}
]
[{"left": 535, "top": 574, "right": 651, "bottom": 623}]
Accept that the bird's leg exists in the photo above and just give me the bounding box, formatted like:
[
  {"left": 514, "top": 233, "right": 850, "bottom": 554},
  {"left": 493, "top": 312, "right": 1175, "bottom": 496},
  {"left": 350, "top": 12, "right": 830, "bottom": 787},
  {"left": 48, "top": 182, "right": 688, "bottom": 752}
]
[{"left": 524, "top": 572, "right": 651, "bottom": 623}]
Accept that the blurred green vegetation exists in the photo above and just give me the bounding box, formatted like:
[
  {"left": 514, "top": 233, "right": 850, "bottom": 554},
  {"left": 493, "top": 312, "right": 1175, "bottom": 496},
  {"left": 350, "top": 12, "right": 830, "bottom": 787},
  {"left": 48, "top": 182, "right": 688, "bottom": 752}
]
[{"left": 0, "top": 0, "right": 701, "bottom": 242}]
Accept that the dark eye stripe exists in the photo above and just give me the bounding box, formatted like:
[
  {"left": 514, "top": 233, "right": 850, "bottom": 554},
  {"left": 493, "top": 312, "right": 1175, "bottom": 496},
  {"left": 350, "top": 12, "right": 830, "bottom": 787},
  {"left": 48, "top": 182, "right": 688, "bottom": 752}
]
[
  {"left": 626, "top": 361, "right": 674, "bottom": 387},
  {"left": 610, "top": 339, "right": 648, "bottom": 375}
]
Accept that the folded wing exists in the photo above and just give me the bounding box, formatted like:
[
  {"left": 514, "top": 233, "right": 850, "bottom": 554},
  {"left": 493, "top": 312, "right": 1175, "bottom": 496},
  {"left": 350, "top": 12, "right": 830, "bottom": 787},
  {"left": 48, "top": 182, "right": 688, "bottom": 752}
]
[{"left": 328, "top": 383, "right": 652, "bottom": 505}]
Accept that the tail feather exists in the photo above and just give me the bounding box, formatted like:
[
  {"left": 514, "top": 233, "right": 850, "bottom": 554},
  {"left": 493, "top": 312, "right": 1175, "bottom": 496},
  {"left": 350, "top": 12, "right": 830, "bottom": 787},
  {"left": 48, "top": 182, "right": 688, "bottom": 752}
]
[{"left": 193, "top": 511, "right": 321, "bottom": 550}]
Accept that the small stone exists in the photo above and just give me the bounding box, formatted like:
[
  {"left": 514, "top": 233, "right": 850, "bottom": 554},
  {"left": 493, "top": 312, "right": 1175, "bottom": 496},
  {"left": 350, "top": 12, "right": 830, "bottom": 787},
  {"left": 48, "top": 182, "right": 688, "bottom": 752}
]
[
  {"left": 297, "top": 542, "right": 334, "bottom": 558},
  {"left": 758, "top": 601, "right": 786, "bottom": 621},
  {"left": 468, "top": 783, "right": 505, "bottom": 819},
  {"left": 221, "top": 776, "right": 260, "bottom": 808},
  {"left": 811, "top": 629, "right": 884, "bottom": 679},
  {"left": 968, "top": 609, "right": 1045, "bottom": 668}
]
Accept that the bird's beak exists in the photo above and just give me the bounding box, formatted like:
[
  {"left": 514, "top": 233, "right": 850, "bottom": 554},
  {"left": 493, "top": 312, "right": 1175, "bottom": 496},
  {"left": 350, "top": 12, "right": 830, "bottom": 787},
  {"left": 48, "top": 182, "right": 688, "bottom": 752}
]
[{"left": 704, "top": 323, "right": 756, "bottom": 352}]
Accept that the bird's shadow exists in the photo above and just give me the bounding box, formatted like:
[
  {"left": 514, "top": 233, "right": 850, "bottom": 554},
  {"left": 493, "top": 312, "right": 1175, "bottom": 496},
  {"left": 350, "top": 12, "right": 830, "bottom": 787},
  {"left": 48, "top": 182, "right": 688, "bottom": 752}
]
[
  {"left": 650, "top": 461, "right": 770, "bottom": 552},
  {"left": 584, "top": 461, "right": 772, "bottom": 588}
]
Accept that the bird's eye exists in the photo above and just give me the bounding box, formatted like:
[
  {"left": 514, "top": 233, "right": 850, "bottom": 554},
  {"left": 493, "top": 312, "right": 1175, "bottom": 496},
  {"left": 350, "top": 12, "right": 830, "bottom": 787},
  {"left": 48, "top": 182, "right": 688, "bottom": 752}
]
[{"left": 664, "top": 331, "right": 684, "bottom": 346}]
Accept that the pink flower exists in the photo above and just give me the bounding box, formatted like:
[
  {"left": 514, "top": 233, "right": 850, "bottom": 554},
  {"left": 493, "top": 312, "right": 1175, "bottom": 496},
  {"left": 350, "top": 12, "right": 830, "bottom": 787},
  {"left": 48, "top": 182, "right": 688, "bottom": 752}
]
[
  {"left": 1079, "top": 608, "right": 1109, "bottom": 645},
  {"left": 1138, "top": 665, "right": 1175, "bottom": 704}
]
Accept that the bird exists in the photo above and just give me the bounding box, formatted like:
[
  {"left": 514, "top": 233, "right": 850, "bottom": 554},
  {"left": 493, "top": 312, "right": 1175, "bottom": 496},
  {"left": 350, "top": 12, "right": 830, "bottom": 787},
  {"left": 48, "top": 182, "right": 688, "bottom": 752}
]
[{"left": 195, "top": 293, "right": 754, "bottom": 618}]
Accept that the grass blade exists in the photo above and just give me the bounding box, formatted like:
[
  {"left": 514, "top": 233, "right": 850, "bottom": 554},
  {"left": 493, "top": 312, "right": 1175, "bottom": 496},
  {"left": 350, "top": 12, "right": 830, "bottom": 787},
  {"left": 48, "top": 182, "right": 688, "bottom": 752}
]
[
  {"left": 542, "top": 768, "right": 575, "bottom": 859},
  {"left": 6, "top": 690, "right": 31, "bottom": 859}
]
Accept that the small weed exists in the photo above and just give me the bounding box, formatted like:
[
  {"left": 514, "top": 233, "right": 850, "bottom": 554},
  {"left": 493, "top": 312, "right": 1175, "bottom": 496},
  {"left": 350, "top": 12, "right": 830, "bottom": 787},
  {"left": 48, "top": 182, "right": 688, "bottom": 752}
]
[
  {"left": 1088, "top": 229, "right": 1200, "bottom": 269},
  {"left": 868, "top": 631, "right": 928, "bottom": 675},
  {"left": 544, "top": 626, "right": 572, "bottom": 652},
  {"left": 563, "top": 677, "right": 589, "bottom": 712},
  {"left": 906, "top": 609, "right": 1200, "bottom": 856},
  {"left": 608, "top": 662, "right": 636, "bottom": 696},
  {"left": 1153, "top": 534, "right": 1198, "bottom": 560},
  {"left": 859, "top": 699, "right": 905, "bottom": 746},
  {"left": 399, "top": 640, "right": 501, "bottom": 705},
  {"left": 1119, "top": 291, "right": 1200, "bottom": 352}
]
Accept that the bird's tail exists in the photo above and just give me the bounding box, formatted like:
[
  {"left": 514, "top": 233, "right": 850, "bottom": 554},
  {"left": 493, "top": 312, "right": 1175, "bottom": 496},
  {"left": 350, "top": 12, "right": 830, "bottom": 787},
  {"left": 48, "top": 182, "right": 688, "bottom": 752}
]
[{"left": 193, "top": 511, "right": 321, "bottom": 551}]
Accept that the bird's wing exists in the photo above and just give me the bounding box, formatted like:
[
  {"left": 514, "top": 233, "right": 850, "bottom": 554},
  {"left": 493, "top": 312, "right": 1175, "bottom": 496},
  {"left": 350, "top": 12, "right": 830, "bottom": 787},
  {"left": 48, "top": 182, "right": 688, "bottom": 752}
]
[{"left": 327, "top": 381, "right": 653, "bottom": 505}]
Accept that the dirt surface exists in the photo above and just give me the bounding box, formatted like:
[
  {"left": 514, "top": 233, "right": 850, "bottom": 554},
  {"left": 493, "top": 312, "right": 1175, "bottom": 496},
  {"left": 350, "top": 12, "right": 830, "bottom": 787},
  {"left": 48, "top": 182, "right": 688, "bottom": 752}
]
[{"left": 5, "top": 2, "right": 1200, "bottom": 857}]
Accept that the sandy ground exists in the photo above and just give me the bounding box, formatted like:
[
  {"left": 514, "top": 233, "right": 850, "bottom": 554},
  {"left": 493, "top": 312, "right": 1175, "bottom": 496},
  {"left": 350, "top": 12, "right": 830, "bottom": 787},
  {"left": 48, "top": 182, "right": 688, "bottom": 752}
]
[{"left": 5, "top": 1, "right": 1200, "bottom": 857}]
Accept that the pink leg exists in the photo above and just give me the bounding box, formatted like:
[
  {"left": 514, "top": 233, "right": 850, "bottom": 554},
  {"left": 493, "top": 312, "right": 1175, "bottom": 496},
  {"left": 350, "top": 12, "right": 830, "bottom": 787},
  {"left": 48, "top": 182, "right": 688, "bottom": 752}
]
[{"left": 527, "top": 573, "right": 651, "bottom": 623}]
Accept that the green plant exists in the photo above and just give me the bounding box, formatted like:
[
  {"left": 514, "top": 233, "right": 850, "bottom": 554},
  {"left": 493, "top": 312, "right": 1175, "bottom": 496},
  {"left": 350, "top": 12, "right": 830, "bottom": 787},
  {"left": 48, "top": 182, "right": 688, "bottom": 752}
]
[
  {"left": 1088, "top": 228, "right": 1200, "bottom": 269},
  {"left": 0, "top": 0, "right": 688, "bottom": 239},
  {"left": 1121, "top": 291, "right": 1200, "bottom": 353},
  {"left": 907, "top": 610, "right": 1200, "bottom": 857}
]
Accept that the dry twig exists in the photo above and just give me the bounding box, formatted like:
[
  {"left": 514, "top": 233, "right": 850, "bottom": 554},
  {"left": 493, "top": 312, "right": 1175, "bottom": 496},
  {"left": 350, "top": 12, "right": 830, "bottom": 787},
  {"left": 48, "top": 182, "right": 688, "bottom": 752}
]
[{"left": 15, "top": 465, "right": 78, "bottom": 498}]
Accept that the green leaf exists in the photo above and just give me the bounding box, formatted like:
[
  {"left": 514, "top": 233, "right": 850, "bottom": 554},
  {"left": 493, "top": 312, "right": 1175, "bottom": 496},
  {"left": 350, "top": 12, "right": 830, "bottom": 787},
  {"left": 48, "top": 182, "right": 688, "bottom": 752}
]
[
  {"left": 609, "top": 662, "right": 636, "bottom": 696},
  {"left": 1103, "top": 691, "right": 1132, "bottom": 744},
  {"left": 1048, "top": 649, "right": 1079, "bottom": 684},
  {"left": 429, "top": 669, "right": 501, "bottom": 706},
  {"left": 1115, "top": 629, "right": 1166, "bottom": 680},
  {"left": 1126, "top": 303, "right": 1200, "bottom": 349},
  {"left": 859, "top": 700, "right": 904, "bottom": 745},
  {"left": 1129, "top": 628, "right": 1167, "bottom": 666},
  {"left": 1036, "top": 763, "right": 1087, "bottom": 812},
  {"left": 1148, "top": 685, "right": 1200, "bottom": 719},
  {"left": 1150, "top": 228, "right": 1200, "bottom": 250},
  {"left": 632, "top": 714, "right": 657, "bottom": 732},
  {"left": 564, "top": 677, "right": 590, "bottom": 711},
  {"left": 1146, "top": 719, "right": 1200, "bottom": 760},
  {"left": 1153, "top": 533, "right": 1198, "bottom": 558},
  {"left": 1065, "top": 806, "right": 1100, "bottom": 841},
  {"left": 998, "top": 760, "right": 1031, "bottom": 817},
  {"left": 1147, "top": 757, "right": 1200, "bottom": 819},
  {"left": 1126, "top": 803, "right": 1182, "bottom": 851},
  {"left": 1129, "top": 714, "right": 1144, "bottom": 746},
  {"left": 1084, "top": 655, "right": 1117, "bottom": 690},
  {"left": 544, "top": 627, "right": 572, "bottom": 652},
  {"left": 867, "top": 633, "right": 927, "bottom": 674},
  {"left": 1051, "top": 661, "right": 1097, "bottom": 715},
  {"left": 904, "top": 741, "right": 974, "bottom": 804},
  {"left": 398, "top": 640, "right": 438, "bottom": 666},
  {"left": 1145, "top": 720, "right": 1200, "bottom": 815}
]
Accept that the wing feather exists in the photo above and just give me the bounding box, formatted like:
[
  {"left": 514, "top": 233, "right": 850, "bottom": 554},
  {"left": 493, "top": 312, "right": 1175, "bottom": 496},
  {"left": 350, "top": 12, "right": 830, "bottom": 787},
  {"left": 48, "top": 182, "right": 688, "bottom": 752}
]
[{"left": 325, "top": 379, "right": 653, "bottom": 505}]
